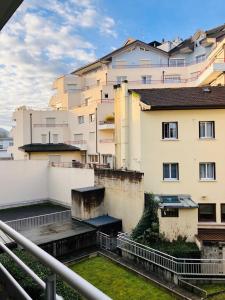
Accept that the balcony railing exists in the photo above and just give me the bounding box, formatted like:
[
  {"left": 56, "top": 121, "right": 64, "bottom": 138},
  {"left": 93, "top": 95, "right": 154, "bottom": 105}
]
[
  {"left": 99, "top": 139, "right": 114, "bottom": 143},
  {"left": 49, "top": 161, "right": 111, "bottom": 169},
  {"left": 33, "top": 123, "right": 68, "bottom": 128},
  {"left": 66, "top": 140, "right": 87, "bottom": 145},
  {"left": 99, "top": 121, "right": 114, "bottom": 125}
]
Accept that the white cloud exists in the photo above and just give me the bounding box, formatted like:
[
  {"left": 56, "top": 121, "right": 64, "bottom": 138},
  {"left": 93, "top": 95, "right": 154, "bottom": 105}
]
[{"left": 0, "top": 0, "right": 117, "bottom": 129}]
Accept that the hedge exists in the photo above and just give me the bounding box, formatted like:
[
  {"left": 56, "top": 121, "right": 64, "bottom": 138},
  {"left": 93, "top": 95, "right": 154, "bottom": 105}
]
[{"left": 0, "top": 249, "right": 81, "bottom": 300}]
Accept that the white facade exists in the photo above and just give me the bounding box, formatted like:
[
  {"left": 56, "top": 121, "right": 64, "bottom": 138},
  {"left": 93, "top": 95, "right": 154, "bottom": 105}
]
[
  {"left": 0, "top": 137, "right": 13, "bottom": 159},
  {"left": 11, "top": 26, "right": 225, "bottom": 166}
]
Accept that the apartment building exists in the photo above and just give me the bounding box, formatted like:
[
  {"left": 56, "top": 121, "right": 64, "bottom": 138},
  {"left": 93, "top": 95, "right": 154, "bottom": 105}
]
[
  {"left": 114, "top": 83, "right": 225, "bottom": 243},
  {"left": 0, "top": 137, "right": 13, "bottom": 159},
  {"left": 11, "top": 24, "right": 225, "bottom": 165}
]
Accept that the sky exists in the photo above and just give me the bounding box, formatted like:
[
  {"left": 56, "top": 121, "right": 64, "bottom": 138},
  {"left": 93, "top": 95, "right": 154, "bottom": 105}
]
[{"left": 0, "top": 0, "right": 225, "bottom": 130}]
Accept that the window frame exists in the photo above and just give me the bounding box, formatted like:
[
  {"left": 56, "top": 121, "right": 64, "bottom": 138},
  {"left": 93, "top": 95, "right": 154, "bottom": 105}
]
[
  {"left": 141, "top": 75, "right": 152, "bottom": 84},
  {"left": 169, "top": 58, "right": 185, "bottom": 67},
  {"left": 163, "top": 163, "right": 179, "bottom": 181},
  {"left": 78, "top": 115, "right": 84, "bottom": 124},
  {"left": 161, "top": 208, "right": 179, "bottom": 218},
  {"left": 162, "top": 122, "right": 178, "bottom": 140},
  {"left": 199, "top": 162, "right": 216, "bottom": 181},
  {"left": 198, "top": 203, "right": 216, "bottom": 222},
  {"left": 41, "top": 134, "right": 47, "bottom": 144},
  {"left": 221, "top": 204, "right": 225, "bottom": 222},
  {"left": 89, "top": 113, "right": 95, "bottom": 123},
  {"left": 52, "top": 134, "right": 58, "bottom": 144},
  {"left": 199, "top": 121, "right": 215, "bottom": 139}
]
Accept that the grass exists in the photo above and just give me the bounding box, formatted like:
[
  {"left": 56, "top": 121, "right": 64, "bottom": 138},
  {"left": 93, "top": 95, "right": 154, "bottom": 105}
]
[
  {"left": 70, "top": 255, "right": 177, "bottom": 300},
  {"left": 197, "top": 283, "right": 225, "bottom": 300}
]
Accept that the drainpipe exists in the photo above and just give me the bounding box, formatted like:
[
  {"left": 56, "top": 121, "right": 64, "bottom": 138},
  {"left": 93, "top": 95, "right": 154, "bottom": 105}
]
[
  {"left": 48, "top": 131, "right": 51, "bottom": 143},
  {"left": 29, "top": 113, "right": 33, "bottom": 144},
  {"left": 95, "top": 107, "right": 100, "bottom": 162},
  {"left": 100, "top": 90, "right": 103, "bottom": 103},
  {"left": 162, "top": 70, "right": 165, "bottom": 83},
  {"left": 105, "top": 73, "right": 108, "bottom": 85}
]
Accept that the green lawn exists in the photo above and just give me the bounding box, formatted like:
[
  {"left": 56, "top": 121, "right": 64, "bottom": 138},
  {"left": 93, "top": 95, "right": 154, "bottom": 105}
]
[
  {"left": 198, "top": 283, "right": 225, "bottom": 294},
  {"left": 70, "top": 256, "right": 178, "bottom": 300}
]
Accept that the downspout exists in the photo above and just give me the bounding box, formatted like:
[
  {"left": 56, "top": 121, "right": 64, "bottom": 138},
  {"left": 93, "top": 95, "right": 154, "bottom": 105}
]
[
  {"left": 29, "top": 113, "right": 33, "bottom": 144},
  {"left": 95, "top": 107, "right": 100, "bottom": 162},
  {"left": 48, "top": 131, "right": 51, "bottom": 143}
]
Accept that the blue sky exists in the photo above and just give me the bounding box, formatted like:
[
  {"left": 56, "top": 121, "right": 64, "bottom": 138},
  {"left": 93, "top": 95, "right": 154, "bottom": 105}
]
[{"left": 0, "top": 0, "right": 225, "bottom": 129}]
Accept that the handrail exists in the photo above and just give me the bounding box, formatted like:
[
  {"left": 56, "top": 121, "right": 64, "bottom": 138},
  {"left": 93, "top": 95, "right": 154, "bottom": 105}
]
[{"left": 0, "top": 220, "right": 112, "bottom": 300}]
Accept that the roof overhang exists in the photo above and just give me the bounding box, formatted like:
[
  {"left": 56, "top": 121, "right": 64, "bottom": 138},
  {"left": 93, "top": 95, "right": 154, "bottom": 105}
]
[
  {"left": 0, "top": 0, "right": 23, "bottom": 30},
  {"left": 155, "top": 194, "right": 198, "bottom": 209},
  {"left": 19, "top": 143, "right": 80, "bottom": 153}
]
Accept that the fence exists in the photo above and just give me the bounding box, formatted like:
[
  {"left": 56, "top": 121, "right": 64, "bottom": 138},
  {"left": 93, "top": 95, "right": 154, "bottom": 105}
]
[
  {"left": 97, "top": 232, "right": 117, "bottom": 251},
  {"left": 117, "top": 233, "right": 225, "bottom": 276},
  {"left": 5, "top": 210, "right": 71, "bottom": 232}
]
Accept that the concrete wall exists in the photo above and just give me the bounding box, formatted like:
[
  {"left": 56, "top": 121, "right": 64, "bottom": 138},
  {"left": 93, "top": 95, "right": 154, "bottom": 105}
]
[
  {"left": 0, "top": 160, "right": 48, "bottom": 208},
  {"left": 95, "top": 169, "right": 144, "bottom": 232},
  {"left": 48, "top": 166, "right": 94, "bottom": 207}
]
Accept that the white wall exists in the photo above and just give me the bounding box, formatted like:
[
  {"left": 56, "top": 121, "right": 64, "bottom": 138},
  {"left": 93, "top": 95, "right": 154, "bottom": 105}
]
[
  {"left": 0, "top": 160, "right": 48, "bottom": 208},
  {"left": 48, "top": 166, "right": 94, "bottom": 206}
]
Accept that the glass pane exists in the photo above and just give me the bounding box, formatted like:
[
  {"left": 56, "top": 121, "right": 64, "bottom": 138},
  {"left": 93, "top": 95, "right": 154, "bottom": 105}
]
[
  {"left": 171, "top": 164, "right": 177, "bottom": 178},
  {"left": 199, "top": 204, "right": 214, "bottom": 214},
  {"left": 206, "top": 122, "right": 213, "bottom": 137},
  {"left": 207, "top": 163, "right": 214, "bottom": 178},
  {"left": 163, "top": 123, "right": 169, "bottom": 138},
  {"left": 200, "top": 164, "right": 206, "bottom": 178},
  {"left": 169, "top": 123, "right": 177, "bottom": 138},
  {"left": 200, "top": 122, "right": 205, "bottom": 137},
  {"left": 163, "top": 164, "right": 170, "bottom": 178},
  {"left": 221, "top": 204, "right": 225, "bottom": 214}
]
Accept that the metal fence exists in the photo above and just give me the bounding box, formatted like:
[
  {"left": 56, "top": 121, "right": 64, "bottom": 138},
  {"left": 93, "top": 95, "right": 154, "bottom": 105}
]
[
  {"left": 5, "top": 210, "right": 71, "bottom": 232},
  {"left": 117, "top": 233, "right": 225, "bottom": 276},
  {"left": 97, "top": 232, "right": 117, "bottom": 251}
]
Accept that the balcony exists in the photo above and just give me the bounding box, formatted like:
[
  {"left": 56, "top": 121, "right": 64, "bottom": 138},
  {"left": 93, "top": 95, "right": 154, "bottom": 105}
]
[
  {"left": 66, "top": 140, "right": 87, "bottom": 150},
  {"left": 33, "top": 123, "right": 68, "bottom": 128},
  {"left": 197, "top": 58, "right": 225, "bottom": 85},
  {"left": 98, "top": 120, "right": 115, "bottom": 130}
]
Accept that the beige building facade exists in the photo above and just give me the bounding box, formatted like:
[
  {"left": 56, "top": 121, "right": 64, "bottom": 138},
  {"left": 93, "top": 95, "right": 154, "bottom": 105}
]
[{"left": 115, "top": 84, "right": 225, "bottom": 241}]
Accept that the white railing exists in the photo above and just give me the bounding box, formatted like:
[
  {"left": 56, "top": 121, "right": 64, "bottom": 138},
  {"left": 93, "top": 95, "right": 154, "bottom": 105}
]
[
  {"left": 0, "top": 221, "right": 111, "bottom": 300},
  {"left": 117, "top": 233, "right": 225, "bottom": 276},
  {"left": 97, "top": 232, "right": 117, "bottom": 251},
  {"left": 5, "top": 210, "right": 71, "bottom": 232}
]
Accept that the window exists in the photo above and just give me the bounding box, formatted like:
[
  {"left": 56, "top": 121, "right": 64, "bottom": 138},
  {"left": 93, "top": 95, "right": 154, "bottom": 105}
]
[
  {"left": 139, "top": 59, "right": 151, "bottom": 66},
  {"left": 67, "top": 84, "right": 77, "bottom": 91},
  {"left": 196, "top": 54, "right": 206, "bottom": 63},
  {"left": 89, "top": 113, "right": 95, "bottom": 123},
  {"left": 142, "top": 75, "right": 151, "bottom": 84},
  {"left": 46, "top": 118, "right": 55, "bottom": 126},
  {"left": 169, "top": 58, "right": 185, "bottom": 67},
  {"left": 97, "top": 79, "right": 100, "bottom": 86},
  {"left": 162, "top": 122, "right": 178, "bottom": 139},
  {"left": 84, "top": 98, "right": 90, "bottom": 106},
  {"left": 199, "top": 163, "right": 216, "bottom": 180},
  {"left": 74, "top": 134, "right": 83, "bottom": 143},
  {"left": 117, "top": 76, "right": 127, "bottom": 84},
  {"left": 78, "top": 116, "right": 84, "bottom": 124},
  {"left": 0, "top": 144, "right": 3, "bottom": 149},
  {"left": 221, "top": 204, "right": 225, "bottom": 222},
  {"left": 163, "top": 163, "right": 179, "bottom": 180},
  {"left": 198, "top": 204, "right": 216, "bottom": 222},
  {"left": 161, "top": 208, "right": 179, "bottom": 217},
  {"left": 199, "top": 121, "right": 215, "bottom": 139},
  {"left": 52, "top": 134, "right": 58, "bottom": 143},
  {"left": 41, "top": 134, "right": 47, "bottom": 144},
  {"left": 104, "top": 93, "right": 108, "bottom": 98},
  {"left": 89, "top": 155, "right": 98, "bottom": 163},
  {"left": 164, "top": 75, "right": 181, "bottom": 83}
]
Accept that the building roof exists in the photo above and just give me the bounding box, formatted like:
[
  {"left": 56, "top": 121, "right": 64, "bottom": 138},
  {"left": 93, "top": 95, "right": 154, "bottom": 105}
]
[
  {"left": 0, "top": 0, "right": 23, "bottom": 30},
  {"left": 72, "top": 186, "right": 105, "bottom": 193},
  {"left": 19, "top": 143, "right": 80, "bottom": 152},
  {"left": 155, "top": 195, "right": 198, "bottom": 209},
  {"left": 72, "top": 40, "right": 167, "bottom": 75},
  {"left": 131, "top": 86, "right": 225, "bottom": 110},
  {"left": 169, "top": 24, "right": 225, "bottom": 54},
  {"left": 84, "top": 215, "right": 121, "bottom": 227}
]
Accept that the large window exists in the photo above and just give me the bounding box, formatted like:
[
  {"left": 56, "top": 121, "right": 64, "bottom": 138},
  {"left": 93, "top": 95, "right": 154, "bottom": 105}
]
[
  {"left": 169, "top": 58, "right": 185, "bottom": 67},
  {"left": 221, "top": 204, "right": 225, "bottom": 222},
  {"left": 117, "top": 76, "right": 127, "bottom": 84},
  {"left": 196, "top": 54, "right": 206, "bottom": 63},
  {"left": 89, "top": 155, "right": 98, "bottom": 163},
  {"left": 141, "top": 75, "right": 151, "bottom": 84},
  {"left": 46, "top": 118, "right": 55, "bottom": 126},
  {"left": 199, "top": 163, "right": 216, "bottom": 180},
  {"left": 52, "top": 134, "right": 58, "bottom": 143},
  {"left": 164, "top": 75, "right": 181, "bottom": 83},
  {"left": 161, "top": 208, "right": 179, "bottom": 217},
  {"left": 41, "top": 134, "right": 47, "bottom": 144},
  {"left": 199, "top": 121, "right": 215, "bottom": 139},
  {"left": 198, "top": 204, "right": 216, "bottom": 222},
  {"left": 163, "top": 163, "right": 179, "bottom": 180},
  {"left": 89, "top": 113, "right": 95, "bottom": 123},
  {"left": 78, "top": 116, "right": 84, "bottom": 124},
  {"left": 162, "top": 122, "right": 178, "bottom": 139}
]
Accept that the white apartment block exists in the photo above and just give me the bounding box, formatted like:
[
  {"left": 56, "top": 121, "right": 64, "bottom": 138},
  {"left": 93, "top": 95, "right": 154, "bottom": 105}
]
[{"left": 11, "top": 24, "right": 225, "bottom": 166}]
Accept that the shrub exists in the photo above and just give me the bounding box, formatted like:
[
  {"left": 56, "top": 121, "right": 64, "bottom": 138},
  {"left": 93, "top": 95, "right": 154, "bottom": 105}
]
[
  {"left": 0, "top": 249, "right": 81, "bottom": 300},
  {"left": 104, "top": 115, "right": 114, "bottom": 122}
]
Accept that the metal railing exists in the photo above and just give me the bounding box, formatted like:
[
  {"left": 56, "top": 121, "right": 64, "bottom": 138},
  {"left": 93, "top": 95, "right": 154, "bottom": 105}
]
[
  {"left": 33, "top": 123, "right": 68, "bottom": 128},
  {"left": 0, "top": 220, "right": 111, "bottom": 300},
  {"left": 5, "top": 210, "right": 71, "bottom": 232},
  {"left": 49, "top": 162, "right": 111, "bottom": 169},
  {"left": 117, "top": 233, "right": 225, "bottom": 276},
  {"left": 99, "top": 139, "right": 114, "bottom": 143},
  {"left": 99, "top": 121, "right": 115, "bottom": 125}
]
